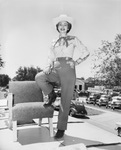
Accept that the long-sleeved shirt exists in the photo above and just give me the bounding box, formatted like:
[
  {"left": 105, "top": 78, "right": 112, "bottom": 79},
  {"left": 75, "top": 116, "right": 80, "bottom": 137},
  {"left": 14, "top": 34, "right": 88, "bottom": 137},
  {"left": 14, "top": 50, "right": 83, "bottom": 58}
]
[{"left": 47, "top": 35, "right": 90, "bottom": 66}]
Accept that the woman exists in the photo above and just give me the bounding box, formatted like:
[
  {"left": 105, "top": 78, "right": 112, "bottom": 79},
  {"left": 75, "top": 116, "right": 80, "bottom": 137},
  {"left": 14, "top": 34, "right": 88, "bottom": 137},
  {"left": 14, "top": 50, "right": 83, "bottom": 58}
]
[{"left": 35, "top": 14, "right": 90, "bottom": 139}]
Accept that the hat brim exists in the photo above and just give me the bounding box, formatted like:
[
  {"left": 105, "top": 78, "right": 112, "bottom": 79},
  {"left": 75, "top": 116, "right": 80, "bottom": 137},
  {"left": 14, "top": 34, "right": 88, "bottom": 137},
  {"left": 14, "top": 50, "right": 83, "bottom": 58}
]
[{"left": 53, "top": 15, "right": 73, "bottom": 27}]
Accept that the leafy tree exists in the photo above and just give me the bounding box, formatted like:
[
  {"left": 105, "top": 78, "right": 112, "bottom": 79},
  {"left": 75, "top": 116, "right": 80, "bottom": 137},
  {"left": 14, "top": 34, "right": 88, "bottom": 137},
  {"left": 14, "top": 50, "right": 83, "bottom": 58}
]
[
  {"left": 0, "top": 74, "right": 10, "bottom": 87},
  {"left": 79, "top": 77, "right": 85, "bottom": 80},
  {"left": 13, "top": 66, "right": 43, "bottom": 81},
  {"left": 0, "top": 55, "right": 4, "bottom": 68},
  {"left": 85, "top": 77, "right": 96, "bottom": 89},
  {"left": 85, "top": 77, "right": 107, "bottom": 89},
  {"left": 92, "top": 34, "right": 121, "bottom": 87},
  {"left": 0, "top": 45, "right": 4, "bottom": 68}
]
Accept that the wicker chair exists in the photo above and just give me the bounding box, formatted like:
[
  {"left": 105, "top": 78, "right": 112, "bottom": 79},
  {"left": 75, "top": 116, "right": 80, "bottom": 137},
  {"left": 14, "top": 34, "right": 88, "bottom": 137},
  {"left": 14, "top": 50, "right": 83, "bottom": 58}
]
[{"left": 8, "top": 81, "right": 54, "bottom": 141}]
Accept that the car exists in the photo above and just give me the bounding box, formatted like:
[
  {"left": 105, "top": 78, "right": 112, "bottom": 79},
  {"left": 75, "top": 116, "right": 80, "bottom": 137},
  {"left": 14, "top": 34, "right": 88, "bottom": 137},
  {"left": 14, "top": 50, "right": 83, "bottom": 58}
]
[
  {"left": 110, "top": 92, "right": 119, "bottom": 97},
  {"left": 53, "top": 97, "right": 61, "bottom": 110},
  {"left": 0, "top": 91, "right": 8, "bottom": 99},
  {"left": 96, "top": 94, "right": 111, "bottom": 107},
  {"left": 108, "top": 96, "right": 121, "bottom": 110},
  {"left": 78, "top": 90, "right": 90, "bottom": 97},
  {"left": 69, "top": 100, "right": 87, "bottom": 117},
  {"left": 54, "top": 88, "right": 61, "bottom": 97},
  {"left": 54, "top": 96, "right": 87, "bottom": 117},
  {"left": 86, "top": 93, "right": 101, "bottom": 105},
  {"left": 53, "top": 88, "right": 61, "bottom": 110}
]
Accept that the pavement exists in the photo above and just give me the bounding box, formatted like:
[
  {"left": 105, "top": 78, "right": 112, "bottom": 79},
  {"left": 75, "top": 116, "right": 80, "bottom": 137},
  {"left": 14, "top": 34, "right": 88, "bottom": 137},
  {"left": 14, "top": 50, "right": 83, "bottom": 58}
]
[{"left": 0, "top": 98, "right": 121, "bottom": 150}]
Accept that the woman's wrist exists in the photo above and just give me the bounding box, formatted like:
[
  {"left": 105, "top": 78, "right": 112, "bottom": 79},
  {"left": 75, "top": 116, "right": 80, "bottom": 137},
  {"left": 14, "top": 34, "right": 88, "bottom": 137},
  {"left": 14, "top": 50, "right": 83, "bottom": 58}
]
[{"left": 75, "top": 58, "right": 82, "bottom": 65}]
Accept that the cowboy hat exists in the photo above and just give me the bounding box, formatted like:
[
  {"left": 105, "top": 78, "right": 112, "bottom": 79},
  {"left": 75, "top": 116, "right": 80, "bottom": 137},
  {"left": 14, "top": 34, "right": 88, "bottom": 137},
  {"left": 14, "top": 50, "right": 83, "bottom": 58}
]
[{"left": 53, "top": 14, "right": 73, "bottom": 27}]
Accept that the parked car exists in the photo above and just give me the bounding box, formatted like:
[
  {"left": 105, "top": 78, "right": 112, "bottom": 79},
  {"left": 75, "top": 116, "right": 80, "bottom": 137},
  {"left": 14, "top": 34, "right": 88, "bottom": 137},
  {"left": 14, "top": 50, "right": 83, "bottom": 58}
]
[
  {"left": 96, "top": 94, "right": 111, "bottom": 107},
  {"left": 54, "top": 88, "right": 61, "bottom": 110},
  {"left": 69, "top": 100, "right": 87, "bottom": 117},
  {"left": 86, "top": 93, "right": 101, "bottom": 105},
  {"left": 53, "top": 97, "right": 60, "bottom": 110},
  {"left": 78, "top": 90, "right": 90, "bottom": 97},
  {"left": 110, "top": 91, "right": 119, "bottom": 97},
  {"left": 108, "top": 96, "right": 121, "bottom": 110},
  {"left": 55, "top": 88, "right": 61, "bottom": 97},
  {"left": 0, "top": 91, "right": 8, "bottom": 99},
  {"left": 54, "top": 96, "right": 87, "bottom": 117}
]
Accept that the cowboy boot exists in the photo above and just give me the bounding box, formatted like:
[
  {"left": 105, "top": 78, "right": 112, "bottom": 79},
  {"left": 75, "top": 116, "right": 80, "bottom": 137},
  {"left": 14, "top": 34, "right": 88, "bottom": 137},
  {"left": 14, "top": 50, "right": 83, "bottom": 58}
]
[
  {"left": 44, "top": 90, "right": 57, "bottom": 107},
  {"left": 54, "top": 130, "right": 65, "bottom": 139}
]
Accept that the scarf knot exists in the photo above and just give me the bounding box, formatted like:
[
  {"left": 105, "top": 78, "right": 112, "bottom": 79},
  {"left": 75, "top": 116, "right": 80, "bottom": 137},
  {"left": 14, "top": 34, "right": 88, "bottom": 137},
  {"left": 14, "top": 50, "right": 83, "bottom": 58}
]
[{"left": 54, "top": 37, "right": 68, "bottom": 47}]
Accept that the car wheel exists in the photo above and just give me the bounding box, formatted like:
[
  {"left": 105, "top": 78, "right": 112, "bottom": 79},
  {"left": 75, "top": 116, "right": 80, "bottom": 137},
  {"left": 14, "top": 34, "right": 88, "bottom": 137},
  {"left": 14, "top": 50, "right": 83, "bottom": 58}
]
[
  {"left": 69, "top": 110, "right": 75, "bottom": 117},
  {"left": 112, "top": 107, "right": 115, "bottom": 110},
  {"left": 111, "top": 106, "right": 115, "bottom": 110},
  {"left": 82, "top": 110, "right": 87, "bottom": 116}
]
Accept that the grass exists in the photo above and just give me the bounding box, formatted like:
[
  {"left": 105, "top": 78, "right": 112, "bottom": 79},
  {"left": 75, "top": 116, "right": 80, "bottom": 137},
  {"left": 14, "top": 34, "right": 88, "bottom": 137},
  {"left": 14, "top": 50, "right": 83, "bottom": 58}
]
[
  {"left": 85, "top": 106, "right": 104, "bottom": 116},
  {"left": 0, "top": 105, "right": 104, "bottom": 119}
]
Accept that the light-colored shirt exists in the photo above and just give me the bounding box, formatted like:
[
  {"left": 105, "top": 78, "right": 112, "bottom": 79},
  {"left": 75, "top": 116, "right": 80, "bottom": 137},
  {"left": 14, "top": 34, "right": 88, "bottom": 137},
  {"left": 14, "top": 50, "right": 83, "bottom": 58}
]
[{"left": 47, "top": 35, "right": 90, "bottom": 66}]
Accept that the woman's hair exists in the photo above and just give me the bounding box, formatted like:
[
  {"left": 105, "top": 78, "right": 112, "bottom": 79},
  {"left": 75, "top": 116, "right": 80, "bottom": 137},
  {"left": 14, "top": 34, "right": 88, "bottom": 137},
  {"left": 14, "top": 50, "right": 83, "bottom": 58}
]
[{"left": 56, "top": 21, "right": 72, "bottom": 33}]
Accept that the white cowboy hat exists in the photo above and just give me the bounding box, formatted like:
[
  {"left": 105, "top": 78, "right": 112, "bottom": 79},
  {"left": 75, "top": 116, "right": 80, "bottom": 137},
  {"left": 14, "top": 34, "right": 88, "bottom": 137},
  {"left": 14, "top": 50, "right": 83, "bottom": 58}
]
[{"left": 53, "top": 14, "right": 73, "bottom": 27}]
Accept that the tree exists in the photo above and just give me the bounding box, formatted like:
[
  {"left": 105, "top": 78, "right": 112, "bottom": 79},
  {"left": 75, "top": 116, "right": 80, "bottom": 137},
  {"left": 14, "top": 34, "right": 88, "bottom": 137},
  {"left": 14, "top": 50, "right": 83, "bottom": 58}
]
[
  {"left": 92, "top": 34, "right": 121, "bottom": 87},
  {"left": 13, "top": 66, "right": 43, "bottom": 81},
  {"left": 0, "top": 45, "right": 4, "bottom": 68},
  {"left": 85, "top": 77, "right": 96, "bottom": 89},
  {"left": 0, "top": 55, "right": 4, "bottom": 68},
  {"left": 79, "top": 77, "right": 85, "bottom": 80},
  {"left": 0, "top": 74, "right": 10, "bottom": 87}
]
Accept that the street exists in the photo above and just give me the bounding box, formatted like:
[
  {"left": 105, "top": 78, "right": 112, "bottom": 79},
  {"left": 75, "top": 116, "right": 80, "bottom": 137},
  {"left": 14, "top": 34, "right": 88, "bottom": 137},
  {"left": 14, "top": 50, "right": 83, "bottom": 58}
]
[
  {"left": 78, "top": 96, "right": 121, "bottom": 114},
  {"left": 86, "top": 103, "right": 121, "bottom": 114}
]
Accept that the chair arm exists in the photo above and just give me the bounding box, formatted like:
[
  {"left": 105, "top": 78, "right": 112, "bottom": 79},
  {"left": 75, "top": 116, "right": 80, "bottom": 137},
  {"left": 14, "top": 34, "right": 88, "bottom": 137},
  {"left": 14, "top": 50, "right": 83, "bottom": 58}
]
[{"left": 7, "top": 93, "right": 14, "bottom": 129}]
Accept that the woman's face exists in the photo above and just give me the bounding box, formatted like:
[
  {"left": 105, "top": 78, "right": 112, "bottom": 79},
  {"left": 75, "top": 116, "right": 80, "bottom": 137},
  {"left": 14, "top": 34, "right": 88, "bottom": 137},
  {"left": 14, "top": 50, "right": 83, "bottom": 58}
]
[{"left": 57, "top": 21, "right": 69, "bottom": 34}]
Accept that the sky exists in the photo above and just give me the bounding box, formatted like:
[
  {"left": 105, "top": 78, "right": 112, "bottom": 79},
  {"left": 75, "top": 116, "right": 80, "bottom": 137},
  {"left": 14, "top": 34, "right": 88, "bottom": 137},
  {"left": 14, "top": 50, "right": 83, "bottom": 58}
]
[{"left": 0, "top": 0, "right": 121, "bottom": 79}]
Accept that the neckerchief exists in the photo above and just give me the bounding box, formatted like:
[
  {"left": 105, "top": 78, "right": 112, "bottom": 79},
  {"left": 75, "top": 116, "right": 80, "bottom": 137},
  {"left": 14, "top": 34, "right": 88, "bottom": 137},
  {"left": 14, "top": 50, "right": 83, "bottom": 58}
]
[{"left": 54, "top": 36, "right": 75, "bottom": 48}]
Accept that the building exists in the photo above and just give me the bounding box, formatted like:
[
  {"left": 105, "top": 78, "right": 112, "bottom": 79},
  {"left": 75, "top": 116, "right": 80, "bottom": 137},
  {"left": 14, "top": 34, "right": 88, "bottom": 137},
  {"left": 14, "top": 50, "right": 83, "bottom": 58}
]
[
  {"left": 75, "top": 78, "right": 85, "bottom": 91},
  {"left": 87, "top": 86, "right": 104, "bottom": 93}
]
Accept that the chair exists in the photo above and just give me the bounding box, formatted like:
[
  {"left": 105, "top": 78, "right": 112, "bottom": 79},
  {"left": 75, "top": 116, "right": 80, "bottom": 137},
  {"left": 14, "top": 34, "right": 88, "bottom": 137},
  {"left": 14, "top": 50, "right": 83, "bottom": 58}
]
[{"left": 8, "top": 81, "right": 54, "bottom": 141}]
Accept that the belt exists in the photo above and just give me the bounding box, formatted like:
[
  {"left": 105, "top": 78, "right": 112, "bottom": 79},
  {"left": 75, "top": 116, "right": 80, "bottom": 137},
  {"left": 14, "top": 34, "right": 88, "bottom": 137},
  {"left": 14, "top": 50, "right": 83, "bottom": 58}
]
[{"left": 56, "top": 57, "right": 72, "bottom": 61}]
